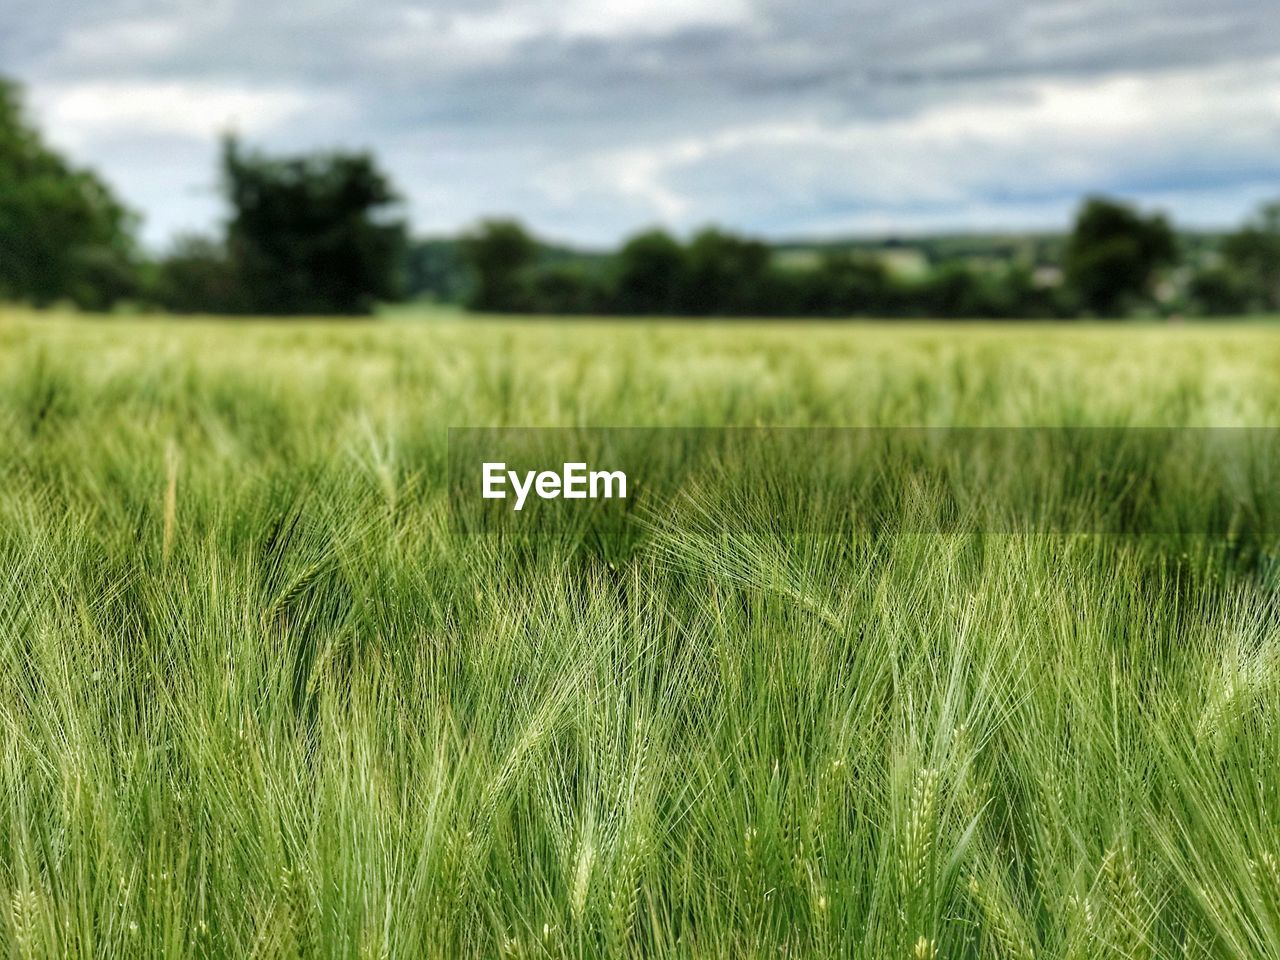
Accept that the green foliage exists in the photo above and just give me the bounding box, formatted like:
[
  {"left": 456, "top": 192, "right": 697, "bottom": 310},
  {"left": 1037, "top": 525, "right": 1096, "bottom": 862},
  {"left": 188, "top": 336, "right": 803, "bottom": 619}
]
[
  {"left": 0, "top": 78, "right": 139, "bottom": 308},
  {"left": 403, "top": 237, "right": 469, "bottom": 303},
  {"left": 1221, "top": 203, "right": 1280, "bottom": 312},
  {"left": 802, "top": 252, "right": 894, "bottom": 316},
  {"left": 3, "top": 314, "right": 1280, "bottom": 956},
  {"left": 917, "top": 262, "right": 1002, "bottom": 318},
  {"left": 452, "top": 213, "right": 1143, "bottom": 320},
  {"left": 1188, "top": 264, "right": 1253, "bottom": 316},
  {"left": 529, "top": 263, "right": 605, "bottom": 314},
  {"left": 461, "top": 218, "right": 540, "bottom": 311},
  {"left": 912, "top": 263, "right": 1075, "bottom": 320},
  {"left": 222, "top": 136, "right": 406, "bottom": 315},
  {"left": 150, "top": 235, "right": 245, "bottom": 314},
  {"left": 1065, "top": 196, "right": 1177, "bottom": 315},
  {"left": 612, "top": 229, "right": 685, "bottom": 314},
  {"left": 678, "top": 228, "right": 775, "bottom": 315}
]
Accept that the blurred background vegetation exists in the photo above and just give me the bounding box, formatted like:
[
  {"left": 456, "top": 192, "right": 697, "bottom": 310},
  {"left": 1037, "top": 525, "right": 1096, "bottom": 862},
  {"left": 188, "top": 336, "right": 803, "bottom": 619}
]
[{"left": 3, "top": 75, "right": 1279, "bottom": 320}]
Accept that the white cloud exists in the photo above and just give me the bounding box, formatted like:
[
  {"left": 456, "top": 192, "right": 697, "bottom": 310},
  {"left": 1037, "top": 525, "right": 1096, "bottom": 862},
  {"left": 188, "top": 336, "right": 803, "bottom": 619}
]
[
  {"left": 530, "top": 61, "right": 1280, "bottom": 238},
  {"left": 31, "top": 82, "right": 333, "bottom": 148}
]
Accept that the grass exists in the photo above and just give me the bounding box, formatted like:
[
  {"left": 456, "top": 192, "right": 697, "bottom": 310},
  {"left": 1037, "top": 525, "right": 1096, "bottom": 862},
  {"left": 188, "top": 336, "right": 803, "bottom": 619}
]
[{"left": 3, "top": 307, "right": 1280, "bottom": 957}]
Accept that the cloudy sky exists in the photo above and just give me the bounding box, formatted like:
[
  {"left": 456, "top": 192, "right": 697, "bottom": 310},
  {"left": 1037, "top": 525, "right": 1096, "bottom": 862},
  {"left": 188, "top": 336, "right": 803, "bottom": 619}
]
[{"left": 5, "top": 0, "right": 1280, "bottom": 247}]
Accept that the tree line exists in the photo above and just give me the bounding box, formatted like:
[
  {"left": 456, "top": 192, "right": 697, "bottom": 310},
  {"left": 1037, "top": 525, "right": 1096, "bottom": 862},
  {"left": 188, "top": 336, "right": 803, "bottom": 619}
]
[
  {"left": 456, "top": 199, "right": 1280, "bottom": 319},
  {"left": 3, "top": 75, "right": 1280, "bottom": 318},
  {"left": 457, "top": 209, "right": 1136, "bottom": 319}
]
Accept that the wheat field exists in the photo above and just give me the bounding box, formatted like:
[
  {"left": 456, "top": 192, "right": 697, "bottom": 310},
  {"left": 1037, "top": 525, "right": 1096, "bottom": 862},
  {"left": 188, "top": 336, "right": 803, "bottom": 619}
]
[{"left": 2, "top": 309, "right": 1280, "bottom": 958}]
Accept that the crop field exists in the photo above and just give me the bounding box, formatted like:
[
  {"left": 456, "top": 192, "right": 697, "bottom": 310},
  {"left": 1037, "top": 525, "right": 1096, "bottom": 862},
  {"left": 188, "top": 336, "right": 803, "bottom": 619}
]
[{"left": 3, "top": 309, "right": 1280, "bottom": 958}]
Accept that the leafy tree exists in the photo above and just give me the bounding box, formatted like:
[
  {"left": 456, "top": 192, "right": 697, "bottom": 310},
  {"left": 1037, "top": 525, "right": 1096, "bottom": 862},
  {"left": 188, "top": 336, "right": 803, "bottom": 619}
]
[
  {"left": 802, "top": 253, "right": 893, "bottom": 316},
  {"left": 1221, "top": 202, "right": 1280, "bottom": 312},
  {"left": 612, "top": 229, "right": 685, "bottom": 314},
  {"left": 151, "top": 235, "right": 245, "bottom": 314},
  {"left": 1064, "top": 197, "right": 1176, "bottom": 315},
  {"left": 678, "top": 228, "right": 773, "bottom": 315},
  {"left": 914, "top": 263, "right": 1001, "bottom": 318},
  {"left": 222, "top": 136, "right": 405, "bottom": 314},
  {"left": 0, "top": 77, "right": 139, "bottom": 308},
  {"left": 460, "top": 219, "right": 540, "bottom": 312},
  {"left": 1187, "top": 264, "right": 1252, "bottom": 316},
  {"left": 529, "top": 264, "right": 601, "bottom": 314},
  {"left": 755, "top": 266, "right": 808, "bottom": 317}
]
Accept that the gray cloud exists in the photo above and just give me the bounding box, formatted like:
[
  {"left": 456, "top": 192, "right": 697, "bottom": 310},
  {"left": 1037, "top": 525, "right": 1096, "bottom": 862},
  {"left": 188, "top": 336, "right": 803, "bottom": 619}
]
[{"left": 7, "top": 0, "right": 1280, "bottom": 245}]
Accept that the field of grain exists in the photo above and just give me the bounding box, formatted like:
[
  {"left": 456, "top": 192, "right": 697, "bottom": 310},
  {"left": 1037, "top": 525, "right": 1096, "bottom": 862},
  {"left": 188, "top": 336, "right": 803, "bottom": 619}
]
[{"left": 3, "top": 309, "right": 1280, "bottom": 958}]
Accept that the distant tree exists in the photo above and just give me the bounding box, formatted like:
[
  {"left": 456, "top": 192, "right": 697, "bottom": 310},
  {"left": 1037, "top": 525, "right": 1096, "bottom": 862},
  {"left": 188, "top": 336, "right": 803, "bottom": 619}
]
[
  {"left": 221, "top": 136, "right": 405, "bottom": 314},
  {"left": 1221, "top": 202, "right": 1280, "bottom": 312},
  {"left": 756, "top": 266, "right": 808, "bottom": 317},
  {"left": 403, "top": 238, "right": 469, "bottom": 303},
  {"left": 915, "top": 263, "right": 997, "bottom": 318},
  {"left": 996, "top": 265, "right": 1075, "bottom": 319},
  {"left": 0, "top": 77, "right": 139, "bottom": 308},
  {"left": 1187, "top": 264, "right": 1252, "bottom": 316},
  {"left": 611, "top": 229, "right": 686, "bottom": 314},
  {"left": 460, "top": 219, "right": 539, "bottom": 312},
  {"left": 678, "top": 228, "right": 773, "bottom": 315},
  {"left": 803, "top": 253, "right": 893, "bottom": 316},
  {"left": 529, "top": 264, "right": 601, "bottom": 314},
  {"left": 151, "top": 235, "right": 245, "bottom": 314},
  {"left": 1065, "top": 197, "right": 1176, "bottom": 315}
]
